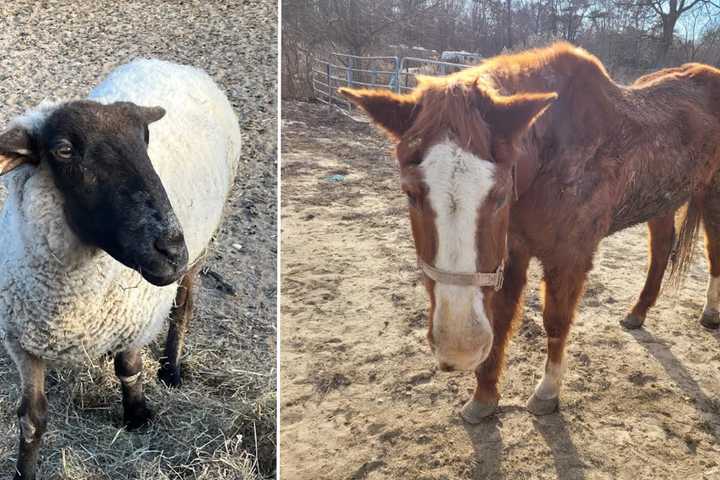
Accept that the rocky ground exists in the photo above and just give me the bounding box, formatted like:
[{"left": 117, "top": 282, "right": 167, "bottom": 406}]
[
  {"left": 0, "top": 2, "right": 277, "bottom": 479},
  {"left": 280, "top": 100, "right": 720, "bottom": 480}
]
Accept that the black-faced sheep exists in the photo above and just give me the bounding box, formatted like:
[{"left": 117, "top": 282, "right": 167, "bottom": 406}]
[{"left": 0, "top": 59, "right": 241, "bottom": 479}]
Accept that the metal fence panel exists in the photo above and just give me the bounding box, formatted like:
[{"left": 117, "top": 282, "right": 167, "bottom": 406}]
[{"left": 312, "top": 53, "right": 479, "bottom": 119}]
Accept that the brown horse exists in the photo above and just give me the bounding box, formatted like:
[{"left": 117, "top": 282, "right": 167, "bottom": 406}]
[
  {"left": 339, "top": 42, "right": 720, "bottom": 422},
  {"left": 622, "top": 64, "right": 720, "bottom": 331}
]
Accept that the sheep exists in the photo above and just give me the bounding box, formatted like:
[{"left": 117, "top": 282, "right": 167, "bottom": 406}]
[{"left": 0, "top": 59, "right": 241, "bottom": 480}]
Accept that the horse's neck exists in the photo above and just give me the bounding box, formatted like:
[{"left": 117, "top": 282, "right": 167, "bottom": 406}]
[
  {"left": 492, "top": 60, "right": 619, "bottom": 194},
  {"left": 486, "top": 69, "right": 570, "bottom": 200}
]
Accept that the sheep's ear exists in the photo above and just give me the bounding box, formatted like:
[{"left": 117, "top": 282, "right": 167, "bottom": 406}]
[
  {"left": 0, "top": 126, "right": 35, "bottom": 176},
  {"left": 338, "top": 87, "right": 418, "bottom": 141},
  {"left": 478, "top": 90, "right": 557, "bottom": 141},
  {"left": 138, "top": 106, "right": 166, "bottom": 124}
]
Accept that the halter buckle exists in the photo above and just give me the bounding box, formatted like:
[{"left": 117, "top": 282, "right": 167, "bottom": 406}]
[{"left": 494, "top": 260, "right": 505, "bottom": 291}]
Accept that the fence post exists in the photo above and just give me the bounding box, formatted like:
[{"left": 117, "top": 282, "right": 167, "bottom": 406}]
[
  {"left": 325, "top": 62, "right": 331, "bottom": 106},
  {"left": 394, "top": 56, "right": 401, "bottom": 93}
]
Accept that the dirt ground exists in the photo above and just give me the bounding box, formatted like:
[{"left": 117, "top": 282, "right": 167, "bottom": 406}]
[
  {"left": 280, "top": 101, "right": 720, "bottom": 480},
  {"left": 0, "top": 2, "right": 276, "bottom": 479}
]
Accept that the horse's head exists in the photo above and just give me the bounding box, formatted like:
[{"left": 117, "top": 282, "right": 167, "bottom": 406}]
[{"left": 340, "top": 78, "right": 555, "bottom": 372}]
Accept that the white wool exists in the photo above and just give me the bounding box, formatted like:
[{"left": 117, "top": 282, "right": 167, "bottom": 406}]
[{"left": 0, "top": 59, "right": 241, "bottom": 364}]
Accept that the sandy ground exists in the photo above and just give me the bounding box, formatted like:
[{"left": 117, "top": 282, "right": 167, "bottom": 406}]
[
  {"left": 280, "top": 101, "right": 720, "bottom": 480},
  {"left": 0, "top": 2, "right": 276, "bottom": 479}
]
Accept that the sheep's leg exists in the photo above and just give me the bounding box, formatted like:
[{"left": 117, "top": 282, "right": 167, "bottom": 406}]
[
  {"left": 114, "top": 349, "right": 153, "bottom": 430},
  {"left": 158, "top": 263, "right": 201, "bottom": 387},
  {"left": 6, "top": 341, "right": 48, "bottom": 480}
]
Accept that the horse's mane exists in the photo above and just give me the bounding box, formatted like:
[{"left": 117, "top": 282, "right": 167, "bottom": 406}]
[
  {"left": 400, "top": 42, "right": 608, "bottom": 163},
  {"left": 477, "top": 41, "right": 611, "bottom": 83}
]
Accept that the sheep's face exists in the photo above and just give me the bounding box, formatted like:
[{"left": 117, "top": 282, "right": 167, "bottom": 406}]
[{"left": 0, "top": 100, "right": 189, "bottom": 287}]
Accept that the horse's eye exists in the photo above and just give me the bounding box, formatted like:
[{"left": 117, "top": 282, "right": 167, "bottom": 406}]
[
  {"left": 53, "top": 143, "right": 73, "bottom": 160},
  {"left": 406, "top": 191, "right": 418, "bottom": 207}
]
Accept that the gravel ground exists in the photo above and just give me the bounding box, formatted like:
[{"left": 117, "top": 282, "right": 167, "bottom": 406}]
[
  {"left": 280, "top": 101, "right": 720, "bottom": 480},
  {"left": 0, "top": 2, "right": 277, "bottom": 479}
]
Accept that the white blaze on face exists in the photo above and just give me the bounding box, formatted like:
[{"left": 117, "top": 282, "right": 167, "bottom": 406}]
[{"left": 420, "top": 139, "right": 496, "bottom": 371}]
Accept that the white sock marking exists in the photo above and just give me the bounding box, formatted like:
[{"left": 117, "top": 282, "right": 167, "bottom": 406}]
[
  {"left": 534, "top": 360, "right": 565, "bottom": 400},
  {"left": 704, "top": 275, "right": 720, "bottom": 314}
]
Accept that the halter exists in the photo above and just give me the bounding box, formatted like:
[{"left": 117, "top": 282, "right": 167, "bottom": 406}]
[
  {"left": 418, "top": 257, "right": 505, "bottom": 291},
  {"left": 412, "top": 159, "right": 516, "bottom": 293}
]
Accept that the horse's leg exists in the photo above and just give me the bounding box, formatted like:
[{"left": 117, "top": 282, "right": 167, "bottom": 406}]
[
  {"left": 622, "top": 212, "right": 675, "bottom": 329},
  {"left": 700, "top": 196, "right": 720, "bottom": 329},
  {"left": 5, "top": 341, "right": 48, "bottom": 480},
  {"left": 115, "top": 349, "right": 153, "bottom": 430},
  {"left": 527, "top": 262, "right": 589, "bottom": 415},
  {"left": 461, "top": 248, "right": 531, "bottom": 424},
  {"left": 158, "top": 263, "right": 201, "bottom": 387}
]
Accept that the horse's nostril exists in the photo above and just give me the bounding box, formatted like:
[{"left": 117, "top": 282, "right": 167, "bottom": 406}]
[{"left": 153, "top": 231, "right": 185, "bottom": 260}]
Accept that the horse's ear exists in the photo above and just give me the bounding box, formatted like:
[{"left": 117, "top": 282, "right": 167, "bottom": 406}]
[
  {"left": 482, "top": 91, "right": 557, "bottom": 141},
  {"left": 338, "top": 88, "right": 418, "bottom": 141},
  {"left": 0, "top": 126, "right": 36, "bottom": 176}
]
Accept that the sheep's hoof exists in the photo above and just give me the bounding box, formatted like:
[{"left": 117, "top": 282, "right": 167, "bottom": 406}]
[
  {"left": 620, "top": 313, "right": 645, "bottom": 330},
  {"left": 460, "top": 398, "right": 498, "bottom": 424},
  {"left": 527, "top": 393, "right": 559, "bottom": 416},
  {"left": 158, "top": 363, "right": 182, "bottom": 388},
  {"left": 700, "top": 310, "right": 720, "bottom": 330},
  {"left": 124, "top": 404, "right": 154, "bottom": 431}
]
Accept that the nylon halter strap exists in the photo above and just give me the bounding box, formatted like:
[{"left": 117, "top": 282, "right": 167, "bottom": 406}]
[
  {"left": 414, "top": 159, "right": 516, "bottom": 293},
  {"left": 417, "top": 257, "right": 505, "bottom": 291}
]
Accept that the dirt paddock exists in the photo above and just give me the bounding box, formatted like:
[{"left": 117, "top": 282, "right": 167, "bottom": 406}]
[
  {"left": 0, "top": 2, "right": 276, "bottom": 479},
  {"left": 280, "top": 101, "right": 720, "bottom": 480}
]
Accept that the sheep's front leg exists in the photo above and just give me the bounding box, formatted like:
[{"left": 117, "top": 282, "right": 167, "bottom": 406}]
[
  {"left": 114, "top": 349, "right": 153, "bottom": 430},
  {"left": 158, "top": 263, "right": 200, "bottom": 387},
  {"left": 6, "top": 342, "right": 48, "bottom": 480}
]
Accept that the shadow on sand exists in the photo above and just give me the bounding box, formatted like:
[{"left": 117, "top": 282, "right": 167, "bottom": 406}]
[
  {"left": 462, "top": 405, "right": 586, "bottom": 480},
  {"left": 462, "top": 415, "right": 505, "bottom": 480},
  {"left": 628, "top": 328, "right": 720, "bottom": 439},
  {"left": 532, "top": 412, "right": 587, "bottom": 480}
]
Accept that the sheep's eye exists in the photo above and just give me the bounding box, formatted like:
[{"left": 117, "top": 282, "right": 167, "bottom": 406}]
[{"left": 53, "top": 143, "right": 73, "bottom": 160}]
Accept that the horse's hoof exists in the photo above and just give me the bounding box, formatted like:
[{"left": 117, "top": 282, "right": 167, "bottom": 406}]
[
  {"left": 527, "top": 393, "right": 559, "bottom": 416},
  {"left": 158, "top": 362, "right": 182, "bottom": 388},
  {"left": 460, "top": 398, "right": 498, "bottom": 424},
  {"left": 621, "top": 313, "right": 645, "bottom": 330},
  {"left": 124, "top": 404, "right": 154, "bottom": 431},
  {"left": 700, "top": 310, "right": 720, "bottom": 330}
]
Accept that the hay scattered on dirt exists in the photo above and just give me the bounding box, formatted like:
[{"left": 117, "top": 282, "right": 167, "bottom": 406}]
[{"left": 0, "top": 1, "right": 277, "bottom": 478}]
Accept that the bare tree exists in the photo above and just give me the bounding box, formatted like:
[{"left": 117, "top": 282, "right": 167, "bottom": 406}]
[
  {"left": 282, "top": 0, "right": 720, "bottom": 99},
  {"left": 623, "top": 0, "right": 718, "bottom": 62}
]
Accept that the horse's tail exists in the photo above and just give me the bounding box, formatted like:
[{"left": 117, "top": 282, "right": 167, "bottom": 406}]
[{"left": 669, "top": 196, "right": 703, "bottom": 285}]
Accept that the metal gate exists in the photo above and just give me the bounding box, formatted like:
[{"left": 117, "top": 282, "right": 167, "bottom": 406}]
[{"left": 312, "top": 53, "right": 474, "bottom": 118}]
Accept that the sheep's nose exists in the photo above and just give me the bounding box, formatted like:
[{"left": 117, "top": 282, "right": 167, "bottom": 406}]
[{"left": 154, "top": 231, "right": 187, "bottom": 263}]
